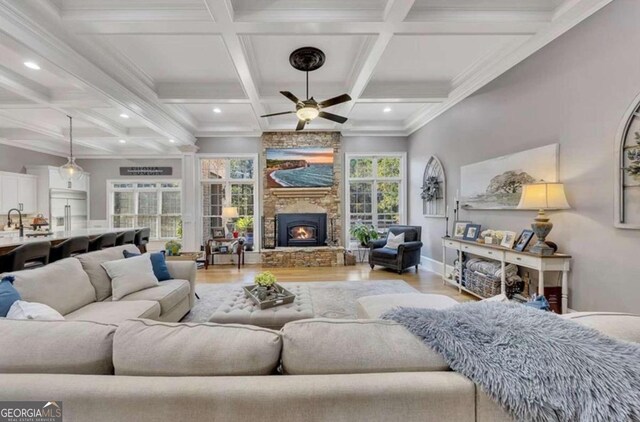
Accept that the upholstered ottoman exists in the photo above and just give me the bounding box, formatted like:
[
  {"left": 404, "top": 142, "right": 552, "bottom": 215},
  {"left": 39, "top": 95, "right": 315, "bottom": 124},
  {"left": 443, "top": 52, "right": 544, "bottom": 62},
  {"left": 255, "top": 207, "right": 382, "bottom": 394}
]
[
  {"left": 356, "top": 293, "right": 459, "bottom": 319},
  {"left": 208, "top": 285, "right": 314, "bottom": 329}
]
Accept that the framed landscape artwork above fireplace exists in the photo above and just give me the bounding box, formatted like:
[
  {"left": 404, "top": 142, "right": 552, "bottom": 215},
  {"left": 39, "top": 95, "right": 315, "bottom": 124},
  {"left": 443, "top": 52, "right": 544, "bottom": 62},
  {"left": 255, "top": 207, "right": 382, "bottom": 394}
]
[{"left": 266, "top": 147, "right": 334, "bottom": 188}]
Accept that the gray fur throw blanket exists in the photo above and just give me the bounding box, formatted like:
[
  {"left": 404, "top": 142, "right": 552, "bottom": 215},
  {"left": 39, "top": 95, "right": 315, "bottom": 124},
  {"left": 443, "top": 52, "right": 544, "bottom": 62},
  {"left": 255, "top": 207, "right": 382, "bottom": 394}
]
[{"left": 382, "top": 302, "right": 640, "bottom": 422}]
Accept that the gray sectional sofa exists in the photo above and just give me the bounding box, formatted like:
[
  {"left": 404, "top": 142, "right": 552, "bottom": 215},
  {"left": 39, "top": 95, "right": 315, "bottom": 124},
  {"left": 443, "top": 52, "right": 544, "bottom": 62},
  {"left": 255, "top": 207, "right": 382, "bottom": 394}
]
[
  {"left": 1, "top": 311, "right": 638, "bottom": 422},
  {"left": 2, "top": 245, "right": 197, "bottom": 323}
]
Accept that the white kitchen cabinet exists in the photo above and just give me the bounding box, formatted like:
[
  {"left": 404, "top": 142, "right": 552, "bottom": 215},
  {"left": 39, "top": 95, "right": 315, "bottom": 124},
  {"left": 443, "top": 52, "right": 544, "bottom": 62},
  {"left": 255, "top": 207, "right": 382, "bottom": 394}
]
[{"left": 0, "top": 172, "right": 38, "bottom": 214}]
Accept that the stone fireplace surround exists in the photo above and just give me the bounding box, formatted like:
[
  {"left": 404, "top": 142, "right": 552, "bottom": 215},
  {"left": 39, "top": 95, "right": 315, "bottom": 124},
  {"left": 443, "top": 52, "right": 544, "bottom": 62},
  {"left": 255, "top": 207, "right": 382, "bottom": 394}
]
[{"left": 261, "top": 131, "right": 344, "bottom": 267}]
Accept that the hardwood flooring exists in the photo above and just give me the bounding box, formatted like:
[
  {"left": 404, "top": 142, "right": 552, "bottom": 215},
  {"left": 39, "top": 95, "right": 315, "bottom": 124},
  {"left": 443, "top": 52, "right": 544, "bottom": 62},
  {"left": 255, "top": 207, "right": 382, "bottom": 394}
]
[{"left": 197, "top": 263, "right": 475, "bottom": 302}]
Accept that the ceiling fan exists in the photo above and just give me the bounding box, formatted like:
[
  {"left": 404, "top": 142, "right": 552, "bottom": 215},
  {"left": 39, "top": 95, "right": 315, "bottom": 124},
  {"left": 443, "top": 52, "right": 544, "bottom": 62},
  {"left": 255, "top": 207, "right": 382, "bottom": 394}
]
[{"left": 260, "top": 47, "right": 352, "bottom": 131}]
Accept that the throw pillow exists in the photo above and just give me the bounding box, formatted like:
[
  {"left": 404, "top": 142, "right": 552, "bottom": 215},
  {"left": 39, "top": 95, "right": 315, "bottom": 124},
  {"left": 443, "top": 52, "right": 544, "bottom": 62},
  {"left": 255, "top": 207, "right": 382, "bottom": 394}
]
[
  {"left": 123, "top": 250, "right": 171, "bottom": 282},
  {"left": 384, "top": 231, "right": 405, "bottom": 250},
  {"left": 7, "top": 300, "right": 65, "bottom": 320},
  {"left": 102, "top": 254, "right": 159, "bottom": 301},
  {"left": 0, "top": 276, "right": 21, "bottom": 317}
]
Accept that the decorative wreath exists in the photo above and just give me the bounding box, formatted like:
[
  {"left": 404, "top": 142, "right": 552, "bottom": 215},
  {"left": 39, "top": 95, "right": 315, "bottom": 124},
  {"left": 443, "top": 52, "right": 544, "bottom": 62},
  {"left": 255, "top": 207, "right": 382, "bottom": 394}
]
[{"left": 421, "top": 176, "right": 440, "bottom": 202}]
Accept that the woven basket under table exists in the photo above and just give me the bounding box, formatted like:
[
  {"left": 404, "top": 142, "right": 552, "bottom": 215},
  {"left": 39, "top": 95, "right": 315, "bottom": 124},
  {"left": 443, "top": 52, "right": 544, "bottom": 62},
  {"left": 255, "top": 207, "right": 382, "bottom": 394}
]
[{"left": 463, "top": 269, "right": 502, "bottom": 298}]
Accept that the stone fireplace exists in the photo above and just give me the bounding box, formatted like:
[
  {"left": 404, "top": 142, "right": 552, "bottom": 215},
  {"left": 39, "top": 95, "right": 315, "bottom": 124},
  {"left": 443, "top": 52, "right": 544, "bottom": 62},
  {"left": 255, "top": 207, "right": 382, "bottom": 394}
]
[
  {"left": 277, "top": 213, "right": 327, "bottom": 247},
  {"left": 261, "top": 131, "right": 344, "bottom": 267}
]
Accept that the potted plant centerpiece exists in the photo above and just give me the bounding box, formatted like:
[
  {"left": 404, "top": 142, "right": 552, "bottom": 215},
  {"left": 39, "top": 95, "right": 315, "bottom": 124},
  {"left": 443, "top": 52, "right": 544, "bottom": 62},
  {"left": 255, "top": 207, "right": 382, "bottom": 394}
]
[
  {"left": 350, "top": 222, "right": 379, "bottom": 247},
  {"left": 165, "top": 240, "right": 182, "bottom": 256},
  {"left": 244, "top": 271, "right": 296, "bottom": 309}
]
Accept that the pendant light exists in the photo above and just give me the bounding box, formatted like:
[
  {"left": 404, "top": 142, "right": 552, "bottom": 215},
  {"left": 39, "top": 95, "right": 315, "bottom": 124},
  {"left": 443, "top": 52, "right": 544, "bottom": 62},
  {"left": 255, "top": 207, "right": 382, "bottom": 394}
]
[{"left": 59, "top": 115, "right": 84, "bottom": 188}]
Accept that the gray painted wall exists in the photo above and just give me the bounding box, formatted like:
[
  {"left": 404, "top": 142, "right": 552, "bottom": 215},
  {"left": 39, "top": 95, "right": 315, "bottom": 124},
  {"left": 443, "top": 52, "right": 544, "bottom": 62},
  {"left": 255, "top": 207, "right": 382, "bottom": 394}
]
[
  {"left": 0, "top": 144, "right": 66, "bottom": 173},
  {"left": 76, "top": 158, "right": 182, "bottom": 220},
  {"left": 407, "top": 0, "right": 640, "bottom": 313}
]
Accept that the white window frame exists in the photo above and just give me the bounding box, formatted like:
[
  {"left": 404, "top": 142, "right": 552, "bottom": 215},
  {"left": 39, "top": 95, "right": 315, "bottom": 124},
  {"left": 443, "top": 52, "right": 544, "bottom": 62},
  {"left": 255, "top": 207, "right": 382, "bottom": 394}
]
[
  {"left": 197, "top": 153, "right": 260, "bottom": 250},
  {"left": 106, "top": 179, "right": 182, "bottom": 241},
  {"left": 344, "top": 153, "right": 407, "bottom": 246}
]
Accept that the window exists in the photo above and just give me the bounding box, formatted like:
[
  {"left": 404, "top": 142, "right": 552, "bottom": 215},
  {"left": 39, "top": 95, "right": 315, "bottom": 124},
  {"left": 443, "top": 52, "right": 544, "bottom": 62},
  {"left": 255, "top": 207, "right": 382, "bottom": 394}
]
[
  {"left": 200, "top": 156, "right": 258, "bottom": 247},
  {"left": 346, "top": 153, "right": 406, "bottom": 243},
  {"left": 108, "top": 181, "right": 181, "bottom": 240}
]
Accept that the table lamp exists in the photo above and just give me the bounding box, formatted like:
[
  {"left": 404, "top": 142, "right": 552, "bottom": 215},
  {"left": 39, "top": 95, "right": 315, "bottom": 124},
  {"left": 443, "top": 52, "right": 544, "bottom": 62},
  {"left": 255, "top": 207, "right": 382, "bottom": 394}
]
[
  {"left": 517, "top": 183, "right": 570, "bottom": 256},
  {"left": 222, "top": 207, "right": 239, "bottom": 238}
]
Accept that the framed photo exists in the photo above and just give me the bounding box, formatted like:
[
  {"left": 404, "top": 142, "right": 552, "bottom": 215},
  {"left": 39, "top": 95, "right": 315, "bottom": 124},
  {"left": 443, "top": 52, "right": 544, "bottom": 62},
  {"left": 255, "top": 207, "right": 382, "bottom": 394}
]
[
  {"left": 453, "top": 221, "right": 471, "bottom": 238},
  {"left": 463, "top": 224, "right": 482, "bottom": 241},
  {"left": 500, "top": 231, "right": 518, "bottom": 249},
  {"left": 218, "top": 245, "right": 229, "bottom": 254},
  {"left": 212, "top": 227, "right": 225, "bottom": 238},
  {"left": 514, "top": 229, "right": 535, "bottom": 251}
]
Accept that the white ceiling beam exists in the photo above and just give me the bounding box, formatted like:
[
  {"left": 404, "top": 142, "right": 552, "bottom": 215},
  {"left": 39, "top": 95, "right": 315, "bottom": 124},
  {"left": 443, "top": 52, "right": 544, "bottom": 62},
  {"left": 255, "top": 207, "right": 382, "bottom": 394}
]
[
  {"left": 405, "top": 0, "right": 613, "bottom": 134},
  {"left": 157, "top": 82, "right": 249, "bottom": 104},
  {"left": 0, "top": 2, "right": 196, "bottom": 146},
  {"left": 203, "top": 0, "right": 268, "bottom": 130},
  {"left": 0, "top": 139, "right": 68, "bottom": 157},
  {"left": 337, "top": 0, "right": 417, "bottom": 128},
  {"left": 0, "top": 113, "right": 117, "bottom": 154}
]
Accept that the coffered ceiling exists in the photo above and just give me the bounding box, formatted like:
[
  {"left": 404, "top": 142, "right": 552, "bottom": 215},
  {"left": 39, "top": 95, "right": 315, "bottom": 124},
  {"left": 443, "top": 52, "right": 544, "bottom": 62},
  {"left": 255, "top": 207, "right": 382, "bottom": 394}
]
[{"left": 0, "top": 0, "right": 611, "bottom": 157}]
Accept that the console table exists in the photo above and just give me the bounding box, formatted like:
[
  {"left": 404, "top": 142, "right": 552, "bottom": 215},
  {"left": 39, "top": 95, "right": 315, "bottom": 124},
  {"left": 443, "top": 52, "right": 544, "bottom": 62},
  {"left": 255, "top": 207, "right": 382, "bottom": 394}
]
[{"left": 441, "top": 237, "right": 572, "bottom": 313}]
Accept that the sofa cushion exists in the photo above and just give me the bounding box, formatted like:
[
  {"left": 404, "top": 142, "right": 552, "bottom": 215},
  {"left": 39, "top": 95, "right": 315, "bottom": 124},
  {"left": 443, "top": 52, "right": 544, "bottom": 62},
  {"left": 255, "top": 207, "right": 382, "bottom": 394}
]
[
  {"left": 371, "top": 247, "right": 398, "bottom": 261},
  {"left": 64, "top": 300, "right": 160, "bottom": 324},
  {"left": 9, "top": 258, "right": 96, "bottom": 315},
  {"left": 0, "top": 276, "right": 20, "bottom": 317},
  {"left": 113, "top": 319, "right": 282, "bottom": 376},
  {"left": 561, "top": 312, "right": 640, "bottom": 343},
  {"left": 76, "top": 245, "right": 141, "bottom": 301},
  {"left": 356, "top": 293, "right": 459, "bottom": 319},
  {"left": 123, "top": 250, "right": 172, "bottom": 282},
  {"left": 120, "top": 279, "right": 190, "bottom": 315},
  {"left": 102, "top": 254, "right": 159, "bottom": 301},
  {"left": 281, "top": 318, "right": 449, "bottom": 375},
  {"left": 384, "top": 231, "right": 405, "bottom": 250},
  {"left": 0, "top": 319, "right": 116, "bottom": 374}
]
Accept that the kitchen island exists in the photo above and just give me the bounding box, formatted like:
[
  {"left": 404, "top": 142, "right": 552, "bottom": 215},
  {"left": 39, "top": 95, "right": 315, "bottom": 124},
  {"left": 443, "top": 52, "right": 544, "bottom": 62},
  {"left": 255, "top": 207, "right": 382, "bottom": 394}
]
[{"left": 0, "top": 228, "right": 141, "bottom": 255}]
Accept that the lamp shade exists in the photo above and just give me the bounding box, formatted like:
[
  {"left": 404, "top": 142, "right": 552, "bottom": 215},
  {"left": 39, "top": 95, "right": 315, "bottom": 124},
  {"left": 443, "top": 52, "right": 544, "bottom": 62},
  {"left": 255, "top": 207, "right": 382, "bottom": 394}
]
[
  {"left": 221, "top": 207, "right": 239, "bottom": 219},
  {"left": 517, "top": 183, "right": 570, "bottom": 210}
]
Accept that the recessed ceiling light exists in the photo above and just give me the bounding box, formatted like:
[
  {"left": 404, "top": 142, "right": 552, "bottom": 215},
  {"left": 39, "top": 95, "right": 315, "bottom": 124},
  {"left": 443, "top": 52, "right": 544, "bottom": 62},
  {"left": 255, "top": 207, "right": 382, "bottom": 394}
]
[
  {"left": 169, "top": 139, "right": 175, "bottom": 143},
  {"left": 119, "top": 113, "right": 129, "bottom": 119},
  {"left": 119, "top": 139, "right": 126, "bottom": 144},
  {"left": 213, "top": 107, "right": 222, "bottom": 114},
  {"left": 383, "top": 107, "right": 392, "bottom": 113},
  {"left": 24, "top": 61, "right": 40, "bottom": 70}
]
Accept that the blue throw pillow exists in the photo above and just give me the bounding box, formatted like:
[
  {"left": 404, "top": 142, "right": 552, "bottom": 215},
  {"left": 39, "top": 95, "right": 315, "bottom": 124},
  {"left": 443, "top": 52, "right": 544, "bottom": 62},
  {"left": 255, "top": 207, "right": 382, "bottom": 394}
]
[
  {"left": 0, "top": 275, "right": 21, "bottom": 317},
  {"left": 123, "top": 250, "right": 172, "bottom": 282}
]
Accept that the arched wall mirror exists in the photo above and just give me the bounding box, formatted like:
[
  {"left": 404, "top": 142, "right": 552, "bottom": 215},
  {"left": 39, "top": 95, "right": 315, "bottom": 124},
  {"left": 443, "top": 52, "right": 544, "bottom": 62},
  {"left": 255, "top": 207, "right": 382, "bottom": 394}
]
[
  {"left": 422, "top": 155, "right": 446, "bottom": 218},
  {"left": 615, "top": 95, "right": 640, "bottom": 229}
]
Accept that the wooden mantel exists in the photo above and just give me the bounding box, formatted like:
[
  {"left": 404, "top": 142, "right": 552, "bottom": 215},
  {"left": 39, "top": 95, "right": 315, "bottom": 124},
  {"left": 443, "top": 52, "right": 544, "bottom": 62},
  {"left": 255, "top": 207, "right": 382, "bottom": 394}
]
[{"left": 270, "top": 187, "right": 331, "bottom": 198}]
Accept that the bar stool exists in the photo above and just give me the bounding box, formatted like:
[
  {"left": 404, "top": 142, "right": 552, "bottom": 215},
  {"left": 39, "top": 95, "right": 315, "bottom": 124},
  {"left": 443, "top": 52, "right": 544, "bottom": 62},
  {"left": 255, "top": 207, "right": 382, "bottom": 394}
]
[
  {"left": 0, "top": 241, "right": 51, "bottom": 273},
  {"left": 49, "top": 236, "right": 90, "bottom": 262},
  {"left": 115, "top": 230, "right": 136, "bottom": 246},
  {"left": 88, "top": 232, "right": 118, "bottom": 252},
  {"left": 134, "top": 228, "right": 151, "bottom": 253}
]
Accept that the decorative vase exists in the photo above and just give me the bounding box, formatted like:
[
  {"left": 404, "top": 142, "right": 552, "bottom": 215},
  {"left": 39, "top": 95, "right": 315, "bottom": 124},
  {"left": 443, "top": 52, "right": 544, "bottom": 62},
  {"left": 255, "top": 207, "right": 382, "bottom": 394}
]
[{"left": 256, "top": 286, "right": 268, "bottom": 301}]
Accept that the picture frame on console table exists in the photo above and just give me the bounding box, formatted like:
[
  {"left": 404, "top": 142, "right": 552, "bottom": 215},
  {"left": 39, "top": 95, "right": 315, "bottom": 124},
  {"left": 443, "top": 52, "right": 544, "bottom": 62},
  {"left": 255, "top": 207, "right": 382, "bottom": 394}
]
[
  {"left": 453, "top": 221, "right": 471, "bottom": 238},
  {"left": 462, "top": 224, "right": 481, "bottom": 241},
  {"left": 514, "top": 229, "right": 534, "bottom": 252},
  {"left": 212, "top": 227, "right": 225, "bottom": 238}
]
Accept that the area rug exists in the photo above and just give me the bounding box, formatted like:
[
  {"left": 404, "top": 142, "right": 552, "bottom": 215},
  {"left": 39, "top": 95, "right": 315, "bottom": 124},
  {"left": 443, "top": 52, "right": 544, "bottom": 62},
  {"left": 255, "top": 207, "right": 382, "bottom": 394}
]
[{"left": 182, "top": 280, "right": 417, "bottom": 323}]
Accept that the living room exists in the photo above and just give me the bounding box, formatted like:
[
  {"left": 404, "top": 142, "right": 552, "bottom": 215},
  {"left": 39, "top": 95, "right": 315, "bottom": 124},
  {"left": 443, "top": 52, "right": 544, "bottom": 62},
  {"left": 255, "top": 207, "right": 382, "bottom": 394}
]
[{"left": 0, "top": 1, "right": 639, "bottom": 421}]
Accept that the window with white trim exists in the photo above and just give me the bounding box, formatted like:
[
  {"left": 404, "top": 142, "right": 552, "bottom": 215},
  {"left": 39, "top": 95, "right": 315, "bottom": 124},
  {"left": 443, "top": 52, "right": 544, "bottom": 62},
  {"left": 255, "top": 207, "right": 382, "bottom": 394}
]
[
  {"left": 345, "top": 153, "right": 406, "bottom": 242},
  {"left": 108, "top": 180, "right": 182, "bottom": 240},
  {"left": 199, "top": 156, "right": 258, "bottom": 247}
]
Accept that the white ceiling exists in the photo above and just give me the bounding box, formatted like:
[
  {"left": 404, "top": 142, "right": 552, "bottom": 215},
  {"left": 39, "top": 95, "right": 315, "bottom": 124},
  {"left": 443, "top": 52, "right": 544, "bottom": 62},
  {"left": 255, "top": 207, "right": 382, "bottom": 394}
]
[{"left": 0, "top": 0, "right": 611, "bottom": 157}]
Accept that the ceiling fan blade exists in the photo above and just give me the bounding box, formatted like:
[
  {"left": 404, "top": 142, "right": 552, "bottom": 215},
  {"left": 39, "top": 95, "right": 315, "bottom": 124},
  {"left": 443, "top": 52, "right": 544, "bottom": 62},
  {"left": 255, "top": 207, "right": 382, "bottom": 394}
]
[
  {"left": 280, "top": 91, "right": 301, "bottom": 104},
  {"left": 260, "top": 111, "right": 295, "bottom": 118},
  {"left": 295, "top": 119, "right": 306, "bottom": 131},
  {"left": 318, "top": 93, "right": 352, "bottom": 108},
  {"left": 318, "top": 111, "right": 348, "bottom": 124}
]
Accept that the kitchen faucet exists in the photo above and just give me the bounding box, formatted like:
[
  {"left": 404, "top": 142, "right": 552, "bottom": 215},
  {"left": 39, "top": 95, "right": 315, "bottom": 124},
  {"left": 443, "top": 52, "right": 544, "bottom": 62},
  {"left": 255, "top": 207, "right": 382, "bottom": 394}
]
[{"left": 7, "top": 208, "right": 24, "bottom": 237}]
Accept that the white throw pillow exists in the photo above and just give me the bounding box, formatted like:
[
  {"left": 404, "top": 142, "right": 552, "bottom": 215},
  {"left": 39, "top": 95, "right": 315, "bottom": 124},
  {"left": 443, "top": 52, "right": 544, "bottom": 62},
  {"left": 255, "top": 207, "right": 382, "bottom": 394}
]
[
  {"left": 7, "top": 300, "right": 65, "bottom": 320},
  {"left": 102, "top": 254, "right": 159, "bottom": 301},
  {"left": 384, "top": 231, "right": 405, "bottom": 250}
]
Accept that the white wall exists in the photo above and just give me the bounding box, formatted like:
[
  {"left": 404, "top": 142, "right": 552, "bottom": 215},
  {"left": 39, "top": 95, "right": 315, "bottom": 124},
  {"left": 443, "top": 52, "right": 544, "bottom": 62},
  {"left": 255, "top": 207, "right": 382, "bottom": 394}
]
[{"left": 407, "top": 0, "right": 640, "bottom": 313}]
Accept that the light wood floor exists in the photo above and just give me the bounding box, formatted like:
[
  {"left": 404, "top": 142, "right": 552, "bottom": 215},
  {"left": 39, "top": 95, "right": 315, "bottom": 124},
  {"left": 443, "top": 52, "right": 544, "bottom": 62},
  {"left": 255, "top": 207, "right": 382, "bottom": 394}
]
[{"left": 197, "top": 263, "right": 475, "bottom": 302}]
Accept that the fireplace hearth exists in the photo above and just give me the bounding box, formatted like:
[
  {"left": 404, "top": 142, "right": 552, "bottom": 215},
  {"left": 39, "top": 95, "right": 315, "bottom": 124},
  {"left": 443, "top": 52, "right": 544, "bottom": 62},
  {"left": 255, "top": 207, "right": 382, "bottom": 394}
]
[{"left": 277, "top": 213, "right": 327, "bottom": 247}]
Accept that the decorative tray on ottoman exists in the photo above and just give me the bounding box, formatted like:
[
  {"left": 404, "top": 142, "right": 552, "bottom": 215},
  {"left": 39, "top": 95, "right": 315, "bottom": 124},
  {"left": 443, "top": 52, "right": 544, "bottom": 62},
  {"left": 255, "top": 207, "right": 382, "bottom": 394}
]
[{"left": 243, "top": 283, "right": 296, "bottom": 310}]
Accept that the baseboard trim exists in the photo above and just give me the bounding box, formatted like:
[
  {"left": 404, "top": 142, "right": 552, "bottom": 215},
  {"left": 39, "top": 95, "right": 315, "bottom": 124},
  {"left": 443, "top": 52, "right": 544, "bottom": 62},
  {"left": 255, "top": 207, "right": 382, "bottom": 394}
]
[{"left": 421, "top": 255, "right": 454, "bottom": 276}]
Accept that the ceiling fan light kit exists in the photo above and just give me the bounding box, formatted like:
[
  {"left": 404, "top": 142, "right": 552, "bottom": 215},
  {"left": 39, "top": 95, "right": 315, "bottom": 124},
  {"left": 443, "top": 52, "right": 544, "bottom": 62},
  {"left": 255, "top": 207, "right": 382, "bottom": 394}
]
[{"left": 260, "top": 47, "right": 352, "bottom": 131}]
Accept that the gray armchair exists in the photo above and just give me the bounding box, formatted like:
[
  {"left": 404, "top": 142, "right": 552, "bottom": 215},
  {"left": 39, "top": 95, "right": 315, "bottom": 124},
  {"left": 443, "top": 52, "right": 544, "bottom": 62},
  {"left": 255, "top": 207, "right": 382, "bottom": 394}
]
[{"left": 369, "top": 225, "right": 423, "bottom": 274}]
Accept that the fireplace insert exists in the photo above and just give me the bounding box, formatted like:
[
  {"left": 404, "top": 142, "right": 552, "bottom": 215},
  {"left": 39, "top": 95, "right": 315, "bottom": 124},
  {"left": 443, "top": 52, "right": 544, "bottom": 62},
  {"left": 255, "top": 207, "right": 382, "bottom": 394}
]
[{"left": 276, "top": 213, "right": 327, "bottom": 247}]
